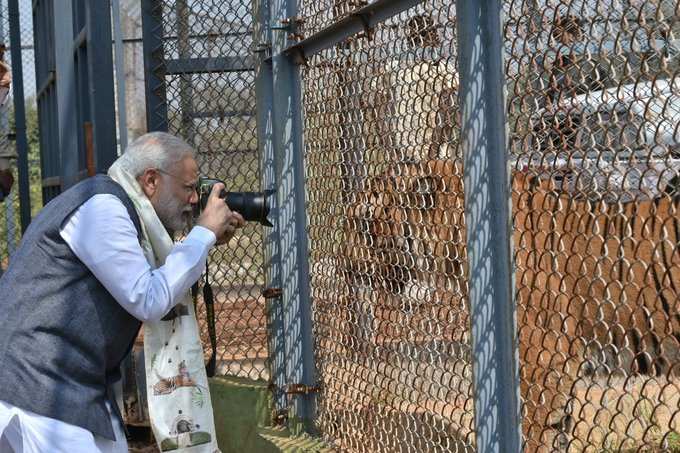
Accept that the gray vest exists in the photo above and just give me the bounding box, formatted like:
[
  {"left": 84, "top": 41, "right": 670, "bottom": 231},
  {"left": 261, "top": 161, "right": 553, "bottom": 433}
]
[{"left": 0, "top": 175, "right": 143, "bottom": 440}]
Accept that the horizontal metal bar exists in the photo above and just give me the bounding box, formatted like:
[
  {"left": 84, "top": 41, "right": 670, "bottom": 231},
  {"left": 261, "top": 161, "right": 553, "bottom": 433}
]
[
  {"left": 36, "top": 70, "right": 56, "bottom": 100},
  {"left": 7, "top": 30, "right": 255, "bottom": 52},
  {"left": 280, "top": 0, "right": 424, "bottom": 64},
  {"left": 198, "top": 148, "right": 257, "bottom": 155},
  {"left": 187, "top": 109, "right": 255, "bottom": 119},
  {"left": 42, "top": 169, "right": 89, "bottom": 188},
  {"left": 162, "top": 30, "right": 253, "bottom": 41},
  {"left": 165, "top": 56, "right": 254, "bottom": 75},
  {"left": 41, "top": 175, "right": 60, "bottom": 188}
]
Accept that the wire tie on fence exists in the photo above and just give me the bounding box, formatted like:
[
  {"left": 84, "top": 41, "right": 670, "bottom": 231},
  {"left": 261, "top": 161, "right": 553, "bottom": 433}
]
[
  {"left": 285, "top": 383, "right": 321, "bottom": 395},
  {"left": 271, "top": 18, "right": 292, "bottom": 31},
  {"left": 262, "top": 287, "right": 283, "bottom": 299},
  {"left": 352, "top": 11, "right": 374, "bottom": 41},
  {"left": 272, "top": 16, "right": 304, "bottom": 32},
  {"left": 254, "top": 42, "right": 271, "bottom": 55}
]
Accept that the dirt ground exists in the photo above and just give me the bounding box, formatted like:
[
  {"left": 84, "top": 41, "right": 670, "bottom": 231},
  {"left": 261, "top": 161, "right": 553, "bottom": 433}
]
[{"left": 128, "top": 443, "right": 159, "bottom": 453}]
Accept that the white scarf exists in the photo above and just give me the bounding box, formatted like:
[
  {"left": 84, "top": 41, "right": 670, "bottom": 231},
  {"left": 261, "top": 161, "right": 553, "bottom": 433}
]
[{"left": 108, "top": 161, "right": 220, "bottom": 453}]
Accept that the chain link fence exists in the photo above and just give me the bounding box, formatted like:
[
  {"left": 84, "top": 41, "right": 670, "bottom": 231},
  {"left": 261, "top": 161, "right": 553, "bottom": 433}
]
[
  {"left": 506, "top": 1, "right": 680, "bottom": 451},
  {"left": 148, "top": 0, "right": 268, "bottom": 381},
  {"left": 302, "top": 1, "right": 474, "bottom": 451},
  {"left": 143, "top": 0, "right": 680, "bottom": 450},
  {"left": 299, "top": 0, "right": 680, "bottom": 452}
]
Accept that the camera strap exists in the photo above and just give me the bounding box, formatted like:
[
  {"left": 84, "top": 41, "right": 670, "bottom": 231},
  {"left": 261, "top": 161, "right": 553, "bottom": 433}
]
[
  {"left": 203, "top": 267, "right": 218, "bottom": 377},
  {"left": 193, "top": 261, "right": 218, "bottom": 378}
]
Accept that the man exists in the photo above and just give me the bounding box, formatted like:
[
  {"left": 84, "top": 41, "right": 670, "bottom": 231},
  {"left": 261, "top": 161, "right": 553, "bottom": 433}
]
[{"left": 0, "top": 132, "right": 245, "bottom": 452}]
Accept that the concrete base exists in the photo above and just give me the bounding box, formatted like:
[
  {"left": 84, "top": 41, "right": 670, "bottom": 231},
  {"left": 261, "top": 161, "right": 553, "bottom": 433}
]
[{"left": 209, "top": 376, "right": 331, "bottom": 453}]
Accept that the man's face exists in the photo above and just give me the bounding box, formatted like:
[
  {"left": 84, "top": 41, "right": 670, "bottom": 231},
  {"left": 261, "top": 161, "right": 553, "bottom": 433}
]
[{"left": 152, "top": 156, "right": 199, "bottom": 232}]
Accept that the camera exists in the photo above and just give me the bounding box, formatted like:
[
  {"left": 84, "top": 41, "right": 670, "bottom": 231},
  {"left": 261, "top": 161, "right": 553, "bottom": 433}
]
[{"left": 196, "top": 177, "right": 273, "bottom": 227}]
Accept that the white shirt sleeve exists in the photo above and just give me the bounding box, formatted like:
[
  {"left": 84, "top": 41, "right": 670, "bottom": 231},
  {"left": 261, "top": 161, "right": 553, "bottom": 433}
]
[{"left": 59, "top": 193, "right": 216, "bottom": 323}]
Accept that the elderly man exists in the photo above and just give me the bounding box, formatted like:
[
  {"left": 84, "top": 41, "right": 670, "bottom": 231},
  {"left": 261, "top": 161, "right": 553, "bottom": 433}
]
[{"left": 0, "top": 132, "right": 244, "bottom": 452}]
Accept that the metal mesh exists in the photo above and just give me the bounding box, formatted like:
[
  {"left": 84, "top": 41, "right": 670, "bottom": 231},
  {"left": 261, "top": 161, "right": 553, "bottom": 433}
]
[
  {"left": 299, "top": 0, "right": 372, "bottom": 37},
  {"left": 156, "top": 0, "right": 268, "bottom": 380},
  {"left": 301, "top": 1, "right": 474, "bottom": 451},
  {"left": 505, "top": 0, "right": 680, "bottom": 451}
]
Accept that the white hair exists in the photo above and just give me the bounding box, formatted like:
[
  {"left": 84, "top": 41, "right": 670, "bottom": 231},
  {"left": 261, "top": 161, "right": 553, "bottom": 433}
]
[{"left": 118, "top": 131, "right": 195, "bottom": 177}]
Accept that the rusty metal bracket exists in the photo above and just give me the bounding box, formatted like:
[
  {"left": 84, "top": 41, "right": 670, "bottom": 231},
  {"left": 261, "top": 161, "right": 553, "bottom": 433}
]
[
  {"left": 286, "top": 383, "right": 321, "bottom": 395},
  {"left": 351, "top": 10, "right": 374, "bottom": 40},
  {"left": 262, "top": 287, "right": 283, "bottom": 299},
  {"left": 254, "top": 42, "right": 271, "bottom": 57},
  {"left": 271, "top": 16, "right": 305, "bottom": 32},
  {"left": 272, "top": 408, "right": 289, "bottom": 426}
]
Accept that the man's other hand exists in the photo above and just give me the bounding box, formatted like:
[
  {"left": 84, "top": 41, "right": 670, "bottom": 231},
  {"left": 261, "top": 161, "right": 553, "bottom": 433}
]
[{"left": 197, "top": 182, "right": 245, "bottom": 244}]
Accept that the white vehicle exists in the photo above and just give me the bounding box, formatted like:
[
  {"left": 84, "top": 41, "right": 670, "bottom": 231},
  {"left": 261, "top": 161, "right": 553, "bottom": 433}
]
[{"left": 519, "top": 77, "right": 680, "bottom": 202}]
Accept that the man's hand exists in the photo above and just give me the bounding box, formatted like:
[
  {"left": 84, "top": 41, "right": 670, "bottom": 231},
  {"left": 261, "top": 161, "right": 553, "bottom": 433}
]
[{"left": 197, "top": 182, "right": 245, "bottom": 244}]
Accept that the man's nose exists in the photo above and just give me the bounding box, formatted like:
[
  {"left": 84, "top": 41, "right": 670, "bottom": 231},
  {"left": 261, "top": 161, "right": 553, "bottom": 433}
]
[{"left": 189, "top": 188, "right": 199, "bottom": 205}]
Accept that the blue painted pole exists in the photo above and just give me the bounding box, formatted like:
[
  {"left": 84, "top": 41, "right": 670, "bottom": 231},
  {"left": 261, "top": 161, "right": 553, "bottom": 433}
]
[
  {"left": 86, "top": 0, "right": 117, "bottom": 172},
  {"left": 111, "top": 0, "right": 128, "bottom": 152},
  {"left": 457, "top": 1, "right": 522, "bottom": 452},
  {"left": 141, "top": 0, "right": 168, "bottom": 132},
  {"left": 270, "top": 0, "right": 317, "bottom": 434},
  {"left": 7, "top": 0, "right": 30, "bottom": 231},
  {"left": 53, "top": 0, "right": 78, "bottom": 189},
  {"left": 254, "top": 0, "right": 288, "bottom": 417}
]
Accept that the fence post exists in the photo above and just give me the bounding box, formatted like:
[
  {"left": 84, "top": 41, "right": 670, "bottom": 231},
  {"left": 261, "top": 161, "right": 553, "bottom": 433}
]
[
  {"left": 111, "top": 0, "right": 128, "bottom": 152},
  {"left": 269, "top": 0, "right": 317, "bottom": 435},
  {"left": 7, "top": 0, "right": 29, "bottom": 232},
  {"left": 457, "top": 1, "right": 522, "bottom": 452},
  {"left": 253, "top": 0, "right": 288, "bottom": 422},
  {"left": 53, "top": 0, "right": 79, "bottom": 189},
  {"left": 85, "top": 0, "right": 117, "bottom": 172},
  {"left": 175, "top": 0, "right": 195, "bottom": 145},
  {"left": 141, "top": 0, "right": 168, "bottom": 132}
]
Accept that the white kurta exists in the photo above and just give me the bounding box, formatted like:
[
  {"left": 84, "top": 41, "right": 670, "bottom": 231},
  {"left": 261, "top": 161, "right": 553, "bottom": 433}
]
[{"left": 108, "top": 162, "right": 221, "bottom": 453}]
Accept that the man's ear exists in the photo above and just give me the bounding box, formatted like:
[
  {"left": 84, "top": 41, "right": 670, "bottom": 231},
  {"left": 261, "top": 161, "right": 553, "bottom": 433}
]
[{"left": 138, "top": 168, "right": 160, "bottom": 199}]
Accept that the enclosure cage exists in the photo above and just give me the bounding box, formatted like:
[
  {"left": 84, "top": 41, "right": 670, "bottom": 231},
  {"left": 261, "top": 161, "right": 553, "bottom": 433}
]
[{"left": 3, "top": 0, "right": 680, "bottom": 452}]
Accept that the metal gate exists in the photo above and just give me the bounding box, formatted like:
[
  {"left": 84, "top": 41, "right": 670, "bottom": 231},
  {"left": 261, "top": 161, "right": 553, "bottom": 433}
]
[
  {"left": 143, "top": 0, "right": 680, "bottom": 452},
  {"left": 142, "top": 0, "right": 270, "bottom": 383},
  {"left": 33, "top": 0, "right": 117, "bottom": 202}
]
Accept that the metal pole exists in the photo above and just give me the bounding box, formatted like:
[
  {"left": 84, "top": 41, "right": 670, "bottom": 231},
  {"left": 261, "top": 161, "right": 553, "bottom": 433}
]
[
  {"left": 86, "top": 0, "right": 117, "bottom": 173},
  {"left": 8, "top": 0, "right": 30, "bottom": 231},
  {"left": 270, "top": 0, "right": 317, "bottom": 434},
  {"left": 176, "top": 0, "right": 195, "bottom": 144},
  {"left": 112, "top": 0, "right": 128, "bottom": 152},
  {"left": 457, "top": 1, "right": 522, "bottom": 452},
  {"left": 141, "top": 0, "right": 168, "bottom": 132},
  {"left": 53, "top": 0, "right": 78, "bottom": 189},
  {"left": 254, "top": 0, "right": 287, "bottom": 416},
  {"left": 1, "top": 0, "right": 15, "bottom": 255}
]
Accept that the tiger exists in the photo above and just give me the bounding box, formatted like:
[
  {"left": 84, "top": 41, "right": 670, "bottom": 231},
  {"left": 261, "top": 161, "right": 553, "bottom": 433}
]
[
  {"left": 152, "top": 360, "right": 197, "bottom": 396},
  {"left": 336, "top": 159, "right": 680, "bottom": 451}
]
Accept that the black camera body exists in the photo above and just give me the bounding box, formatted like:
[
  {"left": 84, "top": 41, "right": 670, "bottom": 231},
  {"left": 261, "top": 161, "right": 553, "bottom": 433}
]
[{"left": 196, "top": 177, "right": 273, "bottom": 227}]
